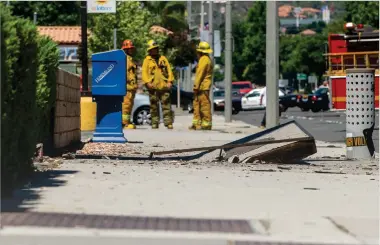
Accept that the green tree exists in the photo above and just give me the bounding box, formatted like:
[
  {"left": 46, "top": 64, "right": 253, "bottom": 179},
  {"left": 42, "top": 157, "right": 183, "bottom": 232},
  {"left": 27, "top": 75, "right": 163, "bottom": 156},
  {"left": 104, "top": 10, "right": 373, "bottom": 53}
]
[
  {"left": 142, "top": 1, "right": 187, "bottom": 33},
  {"left": 345, "top": 1, "right": 379, "bottom": 29},
  {"left": 88, "top": 1, "right": 167, "bottom": 62},
  {"left": 240, "top": 1, "right": 266, "bottom": 84},
  {"left": 231, "top": 20, "right": 247, "bottom": 81},
  {"left": 323, "top": 18, "right": 345, "bottom": 34},
  {"left": 280, "top": 34, "right": 326, "bottom": 83},
  {"left": 141, "top": 1, "right": 195, "bottom": 67},
  {"left": 9, "top": 1, "right": 80, "bottom": 26}
]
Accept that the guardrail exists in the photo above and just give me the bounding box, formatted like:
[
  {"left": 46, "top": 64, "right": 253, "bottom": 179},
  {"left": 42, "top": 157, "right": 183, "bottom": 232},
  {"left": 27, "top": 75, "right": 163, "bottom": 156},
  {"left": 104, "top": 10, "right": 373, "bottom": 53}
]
[{"left": 324, "top": 51, "right": 379, "bottom": 75}]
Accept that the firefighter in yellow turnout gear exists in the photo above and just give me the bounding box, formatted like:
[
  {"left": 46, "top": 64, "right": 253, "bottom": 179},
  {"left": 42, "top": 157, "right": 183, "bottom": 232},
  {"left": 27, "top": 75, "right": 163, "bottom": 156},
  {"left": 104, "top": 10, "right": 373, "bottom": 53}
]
[
  {"left": 121, "top": 40, "right": 138, "bottom": 129},
  {"left": 189, "top": 41, "right": 213, "bottom": 130},
  {"left": 142, "top": 40, "right": 174, "bottom": 129}
]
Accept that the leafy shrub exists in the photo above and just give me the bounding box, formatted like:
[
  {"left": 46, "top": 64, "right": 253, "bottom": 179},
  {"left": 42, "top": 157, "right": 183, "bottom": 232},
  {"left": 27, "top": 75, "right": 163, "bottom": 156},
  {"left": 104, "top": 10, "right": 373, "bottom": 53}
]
[
  {"left": 35, "top": 36, "right": 59, "bottom": 141},
  {"left": 1, "top": 5, "right": 59, "bottom": 193}
]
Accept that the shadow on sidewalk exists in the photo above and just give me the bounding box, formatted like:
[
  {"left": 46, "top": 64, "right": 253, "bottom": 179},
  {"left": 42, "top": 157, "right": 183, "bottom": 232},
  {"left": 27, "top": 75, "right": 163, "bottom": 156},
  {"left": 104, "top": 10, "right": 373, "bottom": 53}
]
[{"left": 1, "top": 170, "right": 78, "bottom": 213}]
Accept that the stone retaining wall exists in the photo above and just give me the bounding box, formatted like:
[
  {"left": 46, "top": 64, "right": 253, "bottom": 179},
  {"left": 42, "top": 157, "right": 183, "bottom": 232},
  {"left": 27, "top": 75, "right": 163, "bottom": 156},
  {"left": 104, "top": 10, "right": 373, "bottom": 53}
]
[{"left": 54, "top": 69, "right": 81, "bottom": 148}]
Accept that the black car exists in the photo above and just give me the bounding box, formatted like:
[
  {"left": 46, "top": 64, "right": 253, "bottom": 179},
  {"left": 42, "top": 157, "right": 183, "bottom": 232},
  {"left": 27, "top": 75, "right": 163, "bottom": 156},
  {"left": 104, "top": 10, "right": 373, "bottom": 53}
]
[
  {"left": 297, "top": 87, "right": 330, "bottom": 112},
  {"left": 170, "top": 85, "right": 194, "bottom": 111},
  {"left": 213, "top": 90, "right": 242, "bottom": 114},
  {"left": 279, "top": 94, "right": 298, "bottom": 111}
]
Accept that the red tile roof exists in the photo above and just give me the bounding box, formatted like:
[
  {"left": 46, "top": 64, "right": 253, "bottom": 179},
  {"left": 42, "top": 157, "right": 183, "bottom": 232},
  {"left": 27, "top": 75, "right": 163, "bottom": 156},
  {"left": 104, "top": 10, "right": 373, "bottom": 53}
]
[
  {"left": 301, "top": 29, "right": 316, "bottom": 35},
  {"left": 278, "top": 5, "right": 320, "bottom": 18},
  {"left": 37, "top": 26, "right": 91, "bottom": 45},
  {"left": 149, "top": 25, "right": 174, "bottom": 36},
  {"left": 301, "top": 7, "right": 321, "bottom": 14}
]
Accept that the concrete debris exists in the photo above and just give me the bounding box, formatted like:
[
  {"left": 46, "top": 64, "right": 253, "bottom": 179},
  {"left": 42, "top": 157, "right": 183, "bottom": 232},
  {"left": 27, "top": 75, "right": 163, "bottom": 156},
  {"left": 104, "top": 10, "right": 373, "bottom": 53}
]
[
  {"left": 304, "top": 187, "right": 320, "bottom": 190},
  {"left": 75, "top": 121, "right": 318, "bottom": 167},
  {"left": 228, "top": 155, "right": 240, "bottom": 163},
  {"left": 34, "top": 157, "right": 63, "bottom": 171},
  {"left": 250, "top": 169, "right": 276, "bottom": 172},
  {"left": 77, "top": 143, "right": 137, "bottom": 156},
  {"left": 62, "top": 153, "right": 75, "bottom": 159},
  {"left": 314, "top": 170, "right": 346, "bottom": 174}
]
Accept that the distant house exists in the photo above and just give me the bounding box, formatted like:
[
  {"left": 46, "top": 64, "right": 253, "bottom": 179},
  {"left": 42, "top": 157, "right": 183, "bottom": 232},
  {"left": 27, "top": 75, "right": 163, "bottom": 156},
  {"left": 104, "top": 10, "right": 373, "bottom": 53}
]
[
  {"left": 278, "top": 4, "right": 322, "bottom": 27},
  {"left": 301, "top": 29, "right": 317, "bottom": 35},
  {"left": 37, "top": 26, "right": 90, "bottom": 63},
  {"left": 149, "top": 25, "right": 173, "bottom": 36}
]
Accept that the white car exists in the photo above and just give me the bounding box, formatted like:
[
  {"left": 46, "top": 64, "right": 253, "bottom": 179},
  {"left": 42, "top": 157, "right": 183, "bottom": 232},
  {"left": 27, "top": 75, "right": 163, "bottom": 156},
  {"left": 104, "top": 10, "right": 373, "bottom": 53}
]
[{"left": 241, "top": 88, "right": 285, "bottom": 110}]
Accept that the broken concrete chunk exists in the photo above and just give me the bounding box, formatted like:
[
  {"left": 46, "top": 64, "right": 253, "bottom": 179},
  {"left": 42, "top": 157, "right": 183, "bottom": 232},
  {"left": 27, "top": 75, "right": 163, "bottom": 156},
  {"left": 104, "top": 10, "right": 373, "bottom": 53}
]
[{"left": 228, "top": 155, "right": 240, "bottom": 163}]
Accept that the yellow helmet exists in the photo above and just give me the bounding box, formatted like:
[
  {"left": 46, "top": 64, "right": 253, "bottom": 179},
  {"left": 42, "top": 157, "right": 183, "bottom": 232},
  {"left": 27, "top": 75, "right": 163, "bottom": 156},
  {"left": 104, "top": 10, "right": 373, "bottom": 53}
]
[
  {"left": 147, "top": 40, "right": 159, "bottom": 51},
  {"left": 196, "top": 41, "right": 212, "bottom": 54}
]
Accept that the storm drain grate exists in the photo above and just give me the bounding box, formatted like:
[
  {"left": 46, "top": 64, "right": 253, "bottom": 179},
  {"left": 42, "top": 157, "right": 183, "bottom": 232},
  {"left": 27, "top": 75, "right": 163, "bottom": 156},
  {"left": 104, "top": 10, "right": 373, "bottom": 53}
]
[
  {"left": 233, "top": 242, "right": 357, "bottom": 245},
  {"left": 1, "top": 212, "right": 253, "bottom": 234}
]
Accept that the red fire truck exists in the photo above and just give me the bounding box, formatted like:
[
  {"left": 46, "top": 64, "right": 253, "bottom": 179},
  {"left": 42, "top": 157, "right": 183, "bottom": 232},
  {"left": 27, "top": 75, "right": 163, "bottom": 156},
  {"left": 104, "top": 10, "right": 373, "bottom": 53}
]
[{"left": 325, "top": 22, "right": 379, "bottom": 110}]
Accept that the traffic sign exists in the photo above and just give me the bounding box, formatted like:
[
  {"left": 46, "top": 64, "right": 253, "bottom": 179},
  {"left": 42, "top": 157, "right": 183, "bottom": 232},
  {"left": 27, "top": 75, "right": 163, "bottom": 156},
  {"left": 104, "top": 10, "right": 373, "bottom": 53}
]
[
  {"left": 297, "top": 73, "right": 307, "bottom": 80},
  {"left": 293, "top": 7, "right": 302, "bottom": 15},
  {"left": 308, "top": 75, "right": 318, "bottom": 83}
]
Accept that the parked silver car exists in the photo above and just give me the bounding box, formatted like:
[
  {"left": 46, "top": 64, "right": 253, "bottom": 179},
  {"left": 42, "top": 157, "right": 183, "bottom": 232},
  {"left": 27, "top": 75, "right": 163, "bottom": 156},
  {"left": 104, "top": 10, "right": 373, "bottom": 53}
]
[{"left": 131, "top": 93, "right": 175, "bottom": 126}]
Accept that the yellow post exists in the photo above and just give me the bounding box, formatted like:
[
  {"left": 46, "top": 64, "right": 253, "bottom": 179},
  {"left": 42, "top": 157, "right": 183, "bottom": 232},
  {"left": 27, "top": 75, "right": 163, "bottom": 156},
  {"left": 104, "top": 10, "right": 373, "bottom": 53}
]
[
  {"left": 365, "top": 54, "right": 370, "bottom": 68},
  {"left": 80, "top": 96, "right": 97, "bottom": 131},
  {"left": 353, "top": 54, "right": 357, "bottom": 68},
  {"left": 328, "top": 55, "right": 332, "bottom": 73},
  {"left": 340, "top": 54, "right": 344, "bottom": 72}
]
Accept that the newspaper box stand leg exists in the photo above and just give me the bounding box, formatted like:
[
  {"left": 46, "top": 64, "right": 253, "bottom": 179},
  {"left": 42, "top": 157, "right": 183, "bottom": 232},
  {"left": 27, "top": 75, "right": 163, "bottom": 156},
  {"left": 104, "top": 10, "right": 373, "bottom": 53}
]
[
  {"left": 346, "top": 68, "right": 376, "bottom": 159},
  {"left": 91, "top": 50, "right": 127, "bottom": 143}
]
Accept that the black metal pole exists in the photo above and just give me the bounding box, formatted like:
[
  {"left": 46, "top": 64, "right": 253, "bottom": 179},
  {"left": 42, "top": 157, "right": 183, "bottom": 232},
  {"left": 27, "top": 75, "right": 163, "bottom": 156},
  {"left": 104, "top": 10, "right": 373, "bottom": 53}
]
[{"left": 81, "top": 0, "right": 89, "bottom": 94}]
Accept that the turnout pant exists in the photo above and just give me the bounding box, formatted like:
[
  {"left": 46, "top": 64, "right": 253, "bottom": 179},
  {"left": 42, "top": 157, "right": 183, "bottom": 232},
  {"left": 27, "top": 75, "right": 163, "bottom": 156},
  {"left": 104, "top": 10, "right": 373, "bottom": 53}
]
[
  {"left": 192, "top": 90, "right": 212, "bottom": 128},
  {"left": 122, "top": 90, "right": 136, "bottom": 125},
  {"left": 149, "top": 90, "right": 172, "bottom": 126}
]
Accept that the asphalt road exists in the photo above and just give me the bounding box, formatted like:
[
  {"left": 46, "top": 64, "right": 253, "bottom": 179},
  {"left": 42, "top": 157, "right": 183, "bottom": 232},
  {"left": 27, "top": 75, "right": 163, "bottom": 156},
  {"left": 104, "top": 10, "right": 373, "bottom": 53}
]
[{"left": 223, "top": 107, "right": 379, "bottom": 153}]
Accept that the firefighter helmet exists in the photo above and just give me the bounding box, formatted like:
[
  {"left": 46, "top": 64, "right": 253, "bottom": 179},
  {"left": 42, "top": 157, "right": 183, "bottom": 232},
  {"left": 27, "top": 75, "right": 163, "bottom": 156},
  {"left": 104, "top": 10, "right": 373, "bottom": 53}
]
[
  {"left": 122, "top": 40, "right": 135, "bottom": 50},
  {"left": 147, "top": 40, "right": 159, "bottom": 51},
  {"left": 196, "top": 41, "right": 213, "bottom": 54}
]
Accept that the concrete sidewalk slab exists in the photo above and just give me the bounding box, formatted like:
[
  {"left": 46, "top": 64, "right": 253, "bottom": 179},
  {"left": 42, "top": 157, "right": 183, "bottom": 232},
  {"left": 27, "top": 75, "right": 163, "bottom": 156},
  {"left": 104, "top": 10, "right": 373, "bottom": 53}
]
[
  {"left": 2, "top": 114, "right": 378, "bottom": 245},
  {"left": 0, "top": 226, "right": 362, "bottom": 245}
]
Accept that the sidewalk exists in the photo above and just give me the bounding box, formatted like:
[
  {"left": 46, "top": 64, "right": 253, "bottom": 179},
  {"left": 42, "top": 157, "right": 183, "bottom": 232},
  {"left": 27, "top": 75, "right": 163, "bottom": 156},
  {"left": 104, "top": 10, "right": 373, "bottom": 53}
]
[{"left": 1, "top": 114, "right": 378, "bottom": 245}]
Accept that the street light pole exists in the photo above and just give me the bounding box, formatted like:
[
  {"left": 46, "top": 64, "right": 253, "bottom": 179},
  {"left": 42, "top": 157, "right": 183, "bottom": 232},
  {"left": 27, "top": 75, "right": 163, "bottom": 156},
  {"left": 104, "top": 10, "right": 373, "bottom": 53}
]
[
  {"left": 187, "top": 0, "right": 192, "bottom": 92},
  {"left": 224, "top": 1, "right": 232, "bottom": 123},
  {"left": 265, "top": 1, "right": 279, "bottom": 128},
  {"left": 113, "top": 28, "right": 117, "bottom": 49},
  {"left": 209, "top": 0, "right": 214, "bottom": 115},
  {"left": 33, "top": 12, "right": 37, "bottom": 24},
  {"left": 200, "top": 1, "right": 204, "bottom": 32},
  {"left": 80, "top": 0, "right": 89, "bottom": 93}
]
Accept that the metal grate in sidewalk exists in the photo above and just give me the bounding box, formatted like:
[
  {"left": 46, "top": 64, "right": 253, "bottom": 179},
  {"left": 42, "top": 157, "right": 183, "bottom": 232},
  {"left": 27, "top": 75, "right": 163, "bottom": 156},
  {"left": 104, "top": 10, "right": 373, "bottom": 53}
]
[
  {"left": 233, "top": 242, "right": 356, "bottom": 245},
  {"left": 1, "top": 212, "right": 253, "bottom": 234}
]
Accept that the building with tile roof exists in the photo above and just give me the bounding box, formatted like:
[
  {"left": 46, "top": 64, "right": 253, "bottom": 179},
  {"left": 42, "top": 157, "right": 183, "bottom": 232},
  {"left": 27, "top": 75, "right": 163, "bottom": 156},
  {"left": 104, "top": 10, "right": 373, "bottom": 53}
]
[
  {"left": 301, "top": 29, "right": 317, "bottom": 35},
  {"left": 37, "top": 26, "right": 90, "bottom": 63}
]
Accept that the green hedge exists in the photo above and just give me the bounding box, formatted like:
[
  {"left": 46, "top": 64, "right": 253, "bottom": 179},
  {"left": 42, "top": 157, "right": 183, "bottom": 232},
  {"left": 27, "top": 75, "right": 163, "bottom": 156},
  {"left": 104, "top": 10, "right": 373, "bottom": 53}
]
[{"left": 1, "top": 5, "right": 59, "bottom": 193}]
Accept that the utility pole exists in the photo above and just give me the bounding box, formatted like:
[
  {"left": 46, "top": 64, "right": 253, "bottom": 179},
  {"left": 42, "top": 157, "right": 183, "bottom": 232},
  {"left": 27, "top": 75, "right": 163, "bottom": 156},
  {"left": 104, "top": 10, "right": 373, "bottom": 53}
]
[
  {"left": 265, "top": 1, "right": 279, "bottom": 128},
  {"left": 33, "top": 12, "right": 37, "bottom": 24},
  {"left": 113, "top": 28, "right": 117, "bottom": 49},
  {"left": 80, "top": 0, "right": 89, "bottom": 93},
  {"left": 187, "top": 0, "right": 192, "bottom": 92},
  {"left": 200, "top": 1, "right": 204, "bottom": 32},
  {"left": 224, "top": 1, "right": 232, "bottom": 122},
  {"left": 209, "top": 0, "right": 214, "bottom": 114}
]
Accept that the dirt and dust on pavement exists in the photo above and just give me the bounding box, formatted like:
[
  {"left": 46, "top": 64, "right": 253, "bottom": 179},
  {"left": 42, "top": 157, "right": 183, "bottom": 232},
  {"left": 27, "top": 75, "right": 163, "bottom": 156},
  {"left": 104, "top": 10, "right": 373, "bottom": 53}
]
[{"left": 2, "top": 114, "right": 379, "bottom": 245}]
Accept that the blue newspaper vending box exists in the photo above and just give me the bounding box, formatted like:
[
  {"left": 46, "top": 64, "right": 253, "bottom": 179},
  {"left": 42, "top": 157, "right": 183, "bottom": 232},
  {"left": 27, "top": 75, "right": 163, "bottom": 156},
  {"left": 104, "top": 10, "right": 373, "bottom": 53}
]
[{"left": 91, "top": 50, "right": 127, "bottom": 143}]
